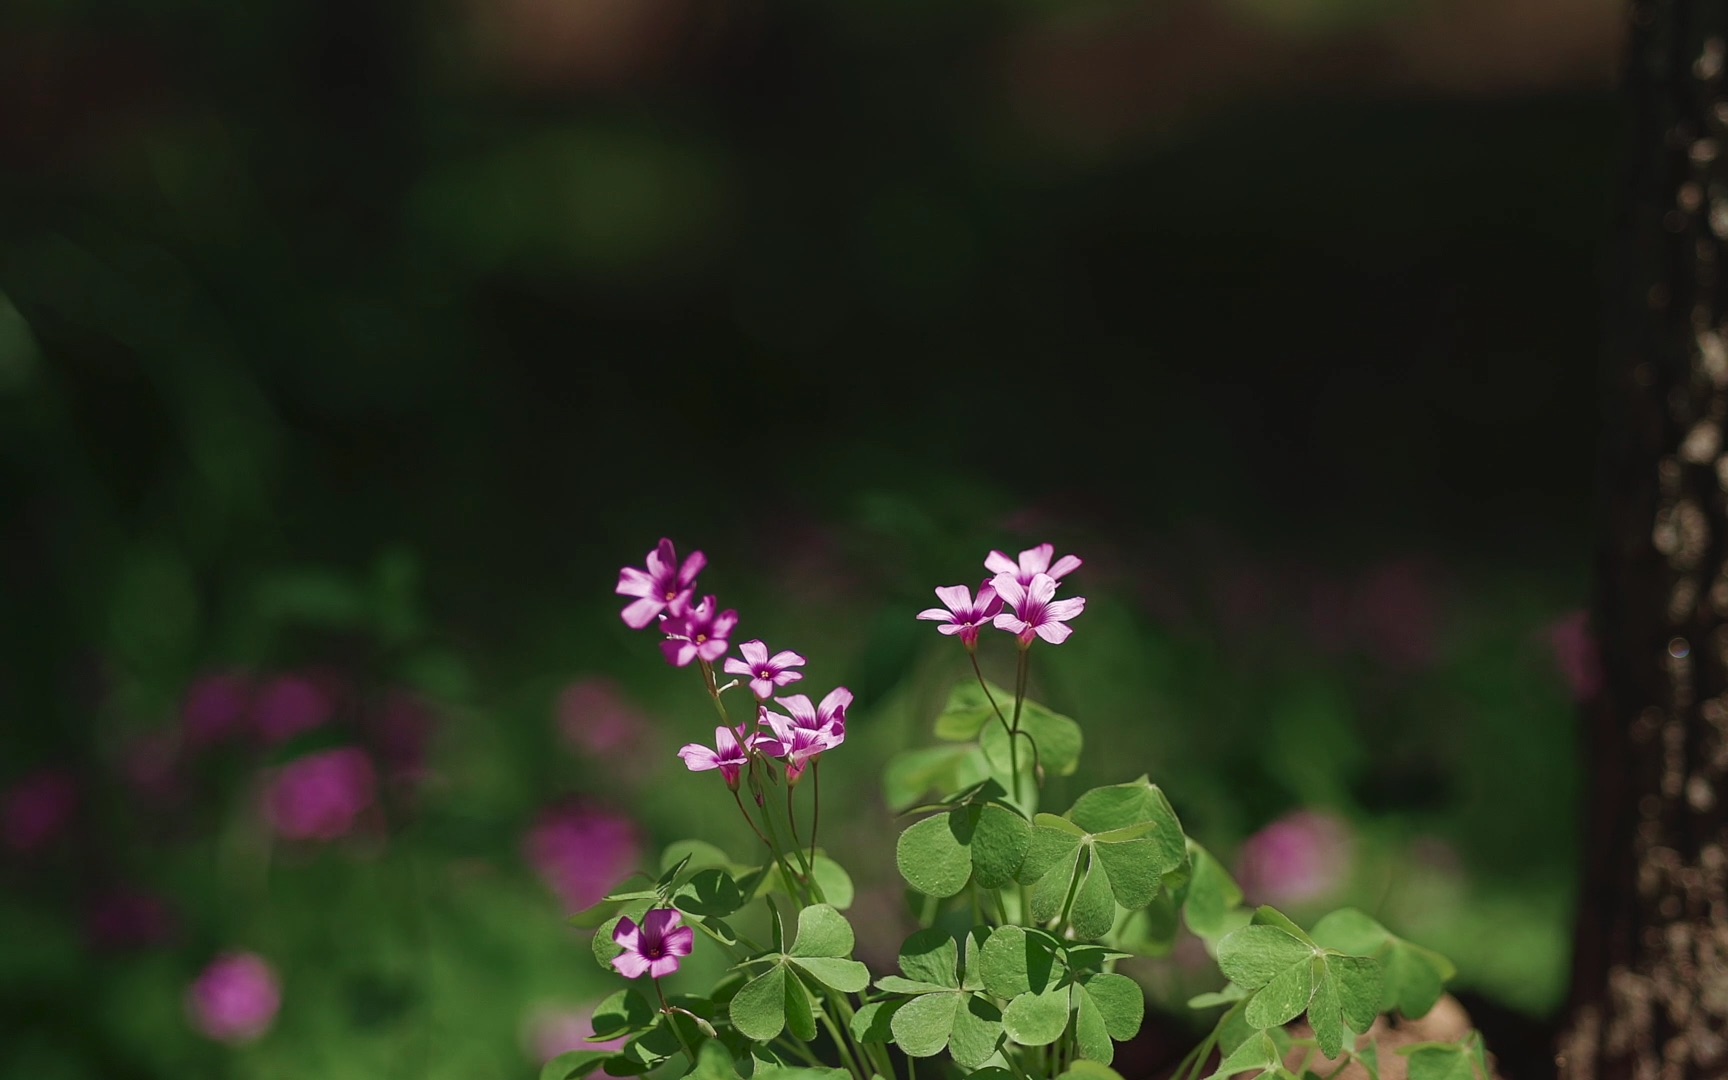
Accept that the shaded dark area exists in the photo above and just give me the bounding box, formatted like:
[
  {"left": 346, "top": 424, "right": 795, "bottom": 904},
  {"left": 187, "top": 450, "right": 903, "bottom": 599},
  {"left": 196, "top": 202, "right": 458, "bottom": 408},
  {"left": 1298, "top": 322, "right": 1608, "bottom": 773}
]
[{"left": 0, "top": 0, "right": 1621, "bottom": 1076}]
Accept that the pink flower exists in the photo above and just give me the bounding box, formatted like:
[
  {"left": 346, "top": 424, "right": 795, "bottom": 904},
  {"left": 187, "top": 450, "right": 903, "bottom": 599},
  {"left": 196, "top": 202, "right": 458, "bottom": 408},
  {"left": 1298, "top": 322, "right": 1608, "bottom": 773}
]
[
  {"left": 1547, "top": 609, "right": 1603, "bottom": 702},
  {"left": 724, "top": 640, "right": 808, "bottom": 700},
  {"left": 2, "top": 770, "right": 77, "bottom": 854},
  {"left": 371, "top": 689, "right": 437, "bottom": 781},
  {"left": 616, "top": 538, "right": 706, "bottom": 630},
  {"left": 659, "top": 596, "right": 738, "bottom": 668},
  {"left": 182, "top": 672, "right": 252, "bottom": 746},
  {"left": 1234, "top": 810, "right": 1353, "bottom": 908},
  {"left": 525, "top": 804, "right": 641, "bottom": 913},
  {"left": 992, "top": 572, "right": 1086, "bottom": 646},
  {"left": 252, "top": 675, "right": 334, "bottom": 746},
  {"left": 611, "top": 909, "right": 694, "bottom": 979},
  {"left": 262, "top": 748, "right": 376, "bottom": 842},
  {"left": 985, "top": 543, "right": 1083, "bottom": 589},
  {"left": 916, "top": 581, "right": 1003, "bottom": 649},
  {"left": 677, "top": 725, "right": 753, "bottom": 789},
  {"left": 759, "top": 689, "right": 850, "bottom": 783},
  {"left": 186, "top": 952, "right": 281, "bottom": 1044},
  {"left": 86, "top": 887, "right": 177, "bottom": 951},
  {"left": 525, "top": 1003, "right": 630, "bottom": 1064}
]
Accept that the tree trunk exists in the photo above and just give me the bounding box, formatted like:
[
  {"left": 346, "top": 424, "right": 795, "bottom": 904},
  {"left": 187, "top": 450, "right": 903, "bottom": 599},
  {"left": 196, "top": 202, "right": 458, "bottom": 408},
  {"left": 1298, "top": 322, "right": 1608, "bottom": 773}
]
[{"left": 1559, "top": 2, "right": 1728, "bottom": 1078}]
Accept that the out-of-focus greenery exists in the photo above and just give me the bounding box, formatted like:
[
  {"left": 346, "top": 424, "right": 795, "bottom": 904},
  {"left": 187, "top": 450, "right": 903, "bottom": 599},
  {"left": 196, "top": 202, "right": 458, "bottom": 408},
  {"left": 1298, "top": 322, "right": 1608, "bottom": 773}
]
[{"left": 1, "top": 0, "right": 1608, "bottom": 1075}]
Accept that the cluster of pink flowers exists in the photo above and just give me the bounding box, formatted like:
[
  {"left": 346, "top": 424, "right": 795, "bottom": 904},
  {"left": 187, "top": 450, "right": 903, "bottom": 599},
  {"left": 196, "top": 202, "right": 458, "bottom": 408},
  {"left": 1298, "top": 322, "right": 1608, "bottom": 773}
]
[
  {"left": 615, "top": 539, "right": 851, "bottom": 791},
  {"left": 525, "top": 803, "right": 643, "bottom": 914},
  {"left": 917, "top": 543, "right": 1087, "bottom": 649},
  {"left": 261, "top": 747, "right": 377, "bottom": 842}
]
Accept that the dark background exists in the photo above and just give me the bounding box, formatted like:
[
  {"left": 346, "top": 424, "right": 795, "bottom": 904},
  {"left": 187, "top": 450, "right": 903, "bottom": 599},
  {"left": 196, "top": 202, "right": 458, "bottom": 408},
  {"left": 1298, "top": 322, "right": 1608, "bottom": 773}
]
[{"left": 0, "top": 0, "right": 1623, "bottom": 1076}]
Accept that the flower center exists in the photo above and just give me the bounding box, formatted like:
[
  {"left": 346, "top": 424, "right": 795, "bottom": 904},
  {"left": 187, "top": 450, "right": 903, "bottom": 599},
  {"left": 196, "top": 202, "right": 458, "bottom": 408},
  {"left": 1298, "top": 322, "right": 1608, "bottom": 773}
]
[
  {"left": 664, "top": 590, "right": 677, "bottom": 602},
  {"left": 695, "top": 634, "right": 707, "bottom": 644},
  {"left": 645, "top": 944, "right": 664, "bottom": 959}
]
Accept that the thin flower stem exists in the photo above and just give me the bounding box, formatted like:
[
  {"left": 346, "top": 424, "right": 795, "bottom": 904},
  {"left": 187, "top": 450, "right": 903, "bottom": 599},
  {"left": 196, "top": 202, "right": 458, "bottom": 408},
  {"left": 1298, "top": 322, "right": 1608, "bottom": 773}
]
[
  {"left": 991, "top": 887, "right": 1011, "bottom": 927},
  {"left": 772, "top": 1037, "right": 826, "bottom": 1067},
  {"left": 1008, "top": 647, "right": 1030, "bottom": 803},
  {"left": 699, "top": 659, "right": 733, "bottom": 726},
  {"left": 787, "top": 781, "right": 803, "bottom": 853},
  {"left": 732, "top": 789, "right": 773, "bottom": 850},
  {"left": 818, "top": 1007, "right": 867, "bottom": 1080},
  {"left": 968, "top": 651, "right": 1013, "bottom": 736},
  {"left": 809, "top": 760, "right": 821, "bottom": 872},
  {"left": 756, "top": 783, "right": 817, "bottom": 906},
  {"left": 654, "top": 978, "right": 699, "bottom": 1068},
  {"left": 824, "top": 991, "right": 891, "bottom": 1080}
]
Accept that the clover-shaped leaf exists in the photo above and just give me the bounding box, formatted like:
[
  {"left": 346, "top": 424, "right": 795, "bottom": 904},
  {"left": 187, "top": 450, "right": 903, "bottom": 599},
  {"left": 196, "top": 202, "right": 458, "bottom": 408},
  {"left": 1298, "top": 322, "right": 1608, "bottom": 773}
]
[
  {"left": 1015, "top": 780, "right": 1187, "bottom": 936},
  {"left": 675, "top": 868, "right": 746, "bottom": 918},
  {"left": 1181, "top": 842, "right": 1244, "bottom": 941},
  {"left": 1220, "top": 915, "right": 1383, "bottom": 1058},
  {"left": 729, "top": 905, "right": 870, "bottom": 1038},
  {"left": 980, "top": 696, "right": 1084, "bottom": 779},
  {"left": 1206, "top": 1031, "right": 1281, "bottom": 1080},
  {"left": 874, "top": 928, "right": 1003, "bottom": 1066},
  {"left": 588, "top": 989, "right": 657, "bottom": 1040},
  {"left": 1072, "top": 971, "right": 1144, "bottom": 1065},
  {"left": 1399, "top": 1042, "right": 1481, "bottom": 1080},
  {"left": 897, "top": 801, "right": 1032, "bottom": 898},
  {"left": 884, "top": 745, "right": 992, "bottom": 813},
  {"left": 978, "top": 924, "right": 1065, "bottom": 999},
  {"left": 1310, "top": 908, "right": 1451, "bottom": 1019}
]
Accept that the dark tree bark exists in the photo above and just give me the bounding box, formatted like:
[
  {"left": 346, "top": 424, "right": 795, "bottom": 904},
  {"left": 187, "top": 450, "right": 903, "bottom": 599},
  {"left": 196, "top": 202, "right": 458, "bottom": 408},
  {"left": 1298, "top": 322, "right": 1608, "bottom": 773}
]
[{"left": 1560, "top": 2, "right": 1728, "bottom": 1079}]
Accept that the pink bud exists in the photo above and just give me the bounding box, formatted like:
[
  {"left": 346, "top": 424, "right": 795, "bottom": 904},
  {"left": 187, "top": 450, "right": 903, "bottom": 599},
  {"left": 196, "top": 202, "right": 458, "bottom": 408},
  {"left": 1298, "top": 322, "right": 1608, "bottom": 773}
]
[{"left": 186, "top": 952, "right": 281, "bottom": 1044}]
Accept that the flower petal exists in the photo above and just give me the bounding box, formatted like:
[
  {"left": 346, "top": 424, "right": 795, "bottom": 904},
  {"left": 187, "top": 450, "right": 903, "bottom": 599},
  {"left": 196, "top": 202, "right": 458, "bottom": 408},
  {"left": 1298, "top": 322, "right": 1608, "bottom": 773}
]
[
  {"left": 934, "top": 584, "right": 972, "bottom": 612},
  {"left": 767, "top": 650, "right": 806, "bottom": 670},
  {"left": 677, "top": 744, "right": 720, "bottom": 771},
  {"left": 1048, "top": 554, "right": 1083, "bottom": 580},
  {"left": 616, "top": 567, "right": 656, "bottom": 598},
  {"left": 723, "top": 657, "right": 751, "bottom": 676},
  {"left": 613, "top": 916, "right": 642, "bottom": 949},
  {"left": 621, "top": 597, "right": 664, "bottom": 630},
  {"left": 818, "top": 687, "right": 853, "bottom": 723},
  {"left": 612, "top": 951, "right": 653, "bottom": 979},
  {"left": 1035, "top": 621, "right": 1073, "bottom": 644},
  {"left": 917, "top": 607, "right": 956, "bottom": 623},
  {"left": 646, "top": 954, "right": 683, "bottom": 978},
  {"left": 1019, "top": 544, "right": 1053, "bottom": 576},
  {"left": 677, "top": 549, "right": 707, "bottom": 588},
  {"left": 775, "top": 695, "right": 815, "bottom": 727},
  {"left": 991, "top": 576, "right": 1027, "bottom": 610},
  {"left": 994, "top": 613, "right": 1028, "bottom": 634},
  {"left": 740, "top": 640, "right": 768, "bottom": 666},
  {"left": 1045, "top": 597, "right": 1087, "bottom": 621},
  {"left": 984, "top": 550, "right": 1018, "bottom": 576},
  {"left": 665, "top": 926, "right": 695, "bottom": 957}
]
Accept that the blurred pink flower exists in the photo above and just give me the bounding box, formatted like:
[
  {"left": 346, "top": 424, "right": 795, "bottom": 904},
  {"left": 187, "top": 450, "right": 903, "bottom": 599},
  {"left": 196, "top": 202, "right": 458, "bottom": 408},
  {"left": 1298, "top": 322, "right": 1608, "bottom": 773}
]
[
  {"left": 557, "top": 678, "right": 648, "bottom": 756},
  {"left": 182, "top": 672, "right": 252, "bottom": 746},
  {"left": 1546, "top": 609, "right": 1602, "bottom": 702},
  {"left": 262, "top": 748, "right": 376, "bottom": 842},
  {"left": 525, "top": 1003, "right": 630, "bottom": 1064},
  {"left": 524, "top": 804, "right": 641, "bottom": 913},
  {"left": 2, "top": 770, "right": 77, "bottom": 854},
  {"left": 186, "top": 952, "right": 281, "bottom": 1044},
  {"left": 86, "top": 887, "right": 177, "bottom": 951},
  {"left": 252, "top": 675, "right": 334, "bottom": 746},
  {"left": 1234, "top": 810, "right": 1353, "bottom": 908}
]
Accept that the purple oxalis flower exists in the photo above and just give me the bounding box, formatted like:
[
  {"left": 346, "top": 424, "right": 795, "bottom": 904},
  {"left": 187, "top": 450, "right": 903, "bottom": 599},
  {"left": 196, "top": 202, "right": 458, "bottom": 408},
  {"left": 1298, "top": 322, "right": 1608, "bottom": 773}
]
[
  {"left": 724, "top": 640, "right": 808, "bottom": 700},
  {"left": 676, "top": 725, "right": 754, "bottom": 789},
  {"left": 993, "top": 572, "right": 1086, "bottom": 646},
  {"left": 916, "top": 581, "right": 1004, "bottom": 649},
  {"left": 659, "top": 596, "right": 738, "bottom": 667},
  {"left": 1234, "top": 810, "right": 1353, "bottom": 908},
  {"left": 252, "top": 674, "right": 335, "bottom": 746},
  {"left": 2, "top": 769, "right": 77, "bottom": 854},
  {"left": 985, "top": 543, "right": 1083, "bottom": 589},
  {"left": 186, "top": 952, "right": 282, "bottom": 1044},
  {"left": 759, "top": 688, "right": 850, "bottom": 782},
  {"left": 616, "top": 539, "right": 706, "bottom": 630},
  {"left": 611, "top": 908, "right": 694, "bottom": 979},
  {"left": 181, "top": 672, "right": 252, "bottom": 746}
]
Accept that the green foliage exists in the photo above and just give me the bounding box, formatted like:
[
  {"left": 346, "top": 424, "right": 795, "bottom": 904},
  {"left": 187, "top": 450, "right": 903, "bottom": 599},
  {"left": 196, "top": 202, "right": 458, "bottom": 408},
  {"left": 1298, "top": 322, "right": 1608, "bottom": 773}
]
[{"left": 1310, "top": 908, "right": 1455, "bottom": 1018}]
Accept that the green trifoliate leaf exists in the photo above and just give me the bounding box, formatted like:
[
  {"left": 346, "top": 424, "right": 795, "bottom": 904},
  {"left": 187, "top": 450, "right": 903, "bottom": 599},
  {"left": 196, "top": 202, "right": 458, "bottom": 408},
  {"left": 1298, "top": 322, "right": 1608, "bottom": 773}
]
[
  {"left": 1400, "top": 1045, "right": 1476, "bottom": 1080},
  {"left": 972, "top": 804, "right": 1033, "bottom": 888},
  {"left": 656, "top": 855, "right": 695, "bottom": 891},
  {"left": 1310, "top": 908, "right": 1451, "bottom": 1018},
  {"left": 1027, "top": 844, "right": 1083, "bottom": 924},
  {"left": 1250, "top": 906, "right": 1315, "bottom": 944},
  {"left": 979, "top": 924, "right": 1064, "bottom": 998},
  {"left": 898, "top": 928, "right": 961, "bottom": 988},
  {"left": 875, "top": 976, "right": 951, "bottom": 994},
  {"left": 730, "top": 964, "right": 790, "bottom": 1042},
  {"left": 1112, "top": 895, "right": 1181, "bottom": 958},
  {"left": 675, "top": 869, "right": 746, "bottom": 917},
  {"left": 851, "top": 998, "right": 904, "bottom": 1043},
  {"left": 790, "top": 904, "right": 855, "bottom": 958},
  {"left": 1070, "top": 850, "right": 1119, "bottom": 940},
  {"left": 783, "top": 970, "right": 817, "bottom": 1042},
  {"left": 1217, "top": 924, "right": 1317, "bottom": 990},
  {"left": 688, "top": 1040, "right": 742, "bottom": 1080},
  {"left": 1307, "top": 957, "right": 1344, "bottom": 1058},
  {"left": 898, "top": 812, "right": 976, "bottom": 898},
  {"left": 1329, "top": 954, "right": 1383, "bottom": 1034},
  {"left": 948, "top": 996, "right": 1006, "bottom": 1069},
  {"left": 1358, "top": 1040, "right": 1380, "bottom": 1080},
  {"left": 1245, "top": 956, "right": 1315, "bottom": 1030},
  {"left": 1074, "top": 989, "right": 1116, "bottom": 1065},
  {"left": 589, "top": 988, "right": 657, "bottom": 1039},
  {"left": 891, "top": 991, "right": 963, "bottom": 1057},
  {"left": 1207, "top": 1031, "right": 1281, "bottom": 1080},
  {"left": 980, "top": 695, "right": 1084, "bottom": 778},
  {"left": 789, "top": 956, "right": 870, "bottom": 993},
  {"left": 1080, "top": 972, "right": 1144, "bottom": 1041},
  {"left": 1002, "top": 987, "right": 1070, "bottom": 1046},
  {"left": 810, "top": 854, "right": 855, "bottom": 909},
  {"left": 1182, "top": 843, "right": 1245, "bottom": 940},
  {"left": 934, "top": 681, "right": 1008, "bottom": 741},
  {"left": 540, "top": 1050, "right": 612, "bottom": 1080}
]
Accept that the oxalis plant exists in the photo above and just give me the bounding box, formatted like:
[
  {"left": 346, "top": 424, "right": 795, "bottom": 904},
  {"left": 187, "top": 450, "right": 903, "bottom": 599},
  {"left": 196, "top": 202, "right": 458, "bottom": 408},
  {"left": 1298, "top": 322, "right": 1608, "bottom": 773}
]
[{"left": 548, "top": 539, "right": 1491, "bottom": 1080}]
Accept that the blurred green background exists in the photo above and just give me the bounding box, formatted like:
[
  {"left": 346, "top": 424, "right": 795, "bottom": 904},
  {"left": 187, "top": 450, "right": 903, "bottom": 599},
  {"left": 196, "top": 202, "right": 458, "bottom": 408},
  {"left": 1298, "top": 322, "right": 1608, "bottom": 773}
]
[{"left": 0, "top": 0, "right": 1618, "bottom": 1075}]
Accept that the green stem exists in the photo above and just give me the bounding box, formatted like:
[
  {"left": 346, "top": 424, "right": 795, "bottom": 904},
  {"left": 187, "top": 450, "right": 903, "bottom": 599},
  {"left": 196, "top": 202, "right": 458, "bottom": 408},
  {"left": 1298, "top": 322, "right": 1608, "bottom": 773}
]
[
  {"left": 654, "top": 978, "right": 699, "bottom": 1068},
  {"left": 1008, "top": 647, "right": 1030, "bottom": 803},
  {"left": 809, "top": 760, "right": 822, "bottom": 872},
  {"left": 826, "top": 992, "right": 893, "bottom": 1080},
  {"left": 773, "top": 1037, "right": 826, "bottom": 1067},
  {"left": 818, "top": 1007, "right": 867, "bottom": 1080},
  {"left": 990, "top": 888, "right": 1011, "bottom": 927},
  {"left": 756, "top": 780, "right": 814, "bottom": 906},
  {"left": 699, "top": 659, "right": 733, "bottom": 726},
  {"left": 733, "top": 788, "right": 774, "bottom": 850}
]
